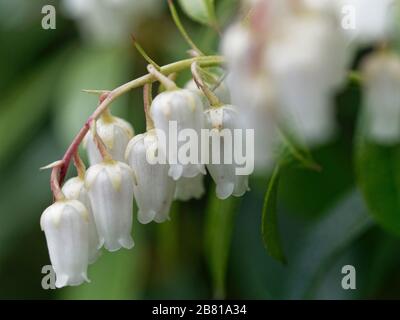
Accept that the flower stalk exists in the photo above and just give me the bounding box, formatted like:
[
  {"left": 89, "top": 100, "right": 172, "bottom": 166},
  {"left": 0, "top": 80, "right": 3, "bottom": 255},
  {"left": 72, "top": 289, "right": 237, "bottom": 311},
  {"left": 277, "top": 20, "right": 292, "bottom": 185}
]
[
  {"left": 143, "top": 83, "right": 154, "bottom": 131},
  {"left": 191, "top": 62, "right": 222, "bottom": 107}
]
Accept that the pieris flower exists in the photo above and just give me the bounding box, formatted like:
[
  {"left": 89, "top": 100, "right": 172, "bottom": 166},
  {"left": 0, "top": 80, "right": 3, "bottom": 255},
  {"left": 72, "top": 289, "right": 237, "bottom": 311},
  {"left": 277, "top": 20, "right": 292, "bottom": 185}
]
[
  {"left": 62, "top": 177, "right": 101, "bottom": 263},
  {"left": 305, "top": 0, "right": 397, "bottom": 44},
  {"left": 266, "top": 8, "right": 348, "bottom": 146},
  {"left": 151, "top": 89, "right": 206, "bottom": 180},
  {"left": 40, "top": 200, "right": 90, "bottom": 288},
  {"left": 362, "top": 51, "right": 400, "bottom": 145},
  {"left": 125, "top": 130, "right": 175, "bottom": 224},
  {"left": 221, "top": 23, "right": 277, "bottom": 171},
  {"left": 84, "top": 110, "right": 134, "bottom": 165},
  {"left": 174, "top": 174, "right": 205, "bottom": 201},
  {"left": 205, "top": 105, "right": 249, "bottom": 199},
  {"left": 85, "top": 160, "right": 135, "bottom": 251}
]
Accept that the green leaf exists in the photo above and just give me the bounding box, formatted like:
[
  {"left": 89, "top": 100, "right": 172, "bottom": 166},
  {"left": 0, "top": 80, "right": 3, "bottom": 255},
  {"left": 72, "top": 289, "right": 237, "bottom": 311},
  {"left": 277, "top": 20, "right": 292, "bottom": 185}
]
[
  {"left": 178, "top": 0, "right": 218, "bottom": 28},
  {"left": 278, "top": 128, "right": 321, "bottom": 172},
  {"left": 204, "top": 187, "right": 240, "bottom": 298},
  {"left": 260, "top": 131, "right": 321, "bottom": 264},
  {"left": 355, "top": 131, "right": 400, "bottom": 235},
  {"left": 261, "top": 164, "right": 287, "bottom": 264}
]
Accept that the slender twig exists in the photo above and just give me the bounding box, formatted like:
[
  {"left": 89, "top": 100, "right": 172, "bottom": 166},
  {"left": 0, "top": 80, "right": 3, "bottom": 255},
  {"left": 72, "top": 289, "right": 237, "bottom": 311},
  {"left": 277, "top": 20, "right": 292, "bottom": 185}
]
[
  {"left": 167, "top": 0, "right": 204, "bottom": 55},
  {"left": 50, "top": 165, "right": 65, "bottom": 201},
  {"left": 90, "top": 119, "right": 113, "bottom": 162},
  {"left": 52, "top": 55, "right": 224, "bottom": 189},
  {"left": 131, "top": 35, "right": 161, "bottom": 69}
]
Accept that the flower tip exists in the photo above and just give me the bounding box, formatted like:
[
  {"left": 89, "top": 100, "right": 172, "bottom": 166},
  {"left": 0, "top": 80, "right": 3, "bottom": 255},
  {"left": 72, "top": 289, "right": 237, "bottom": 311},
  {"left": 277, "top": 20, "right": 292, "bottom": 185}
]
[{"left": 40, "top": 160, "right": 64, "bottom": 171}]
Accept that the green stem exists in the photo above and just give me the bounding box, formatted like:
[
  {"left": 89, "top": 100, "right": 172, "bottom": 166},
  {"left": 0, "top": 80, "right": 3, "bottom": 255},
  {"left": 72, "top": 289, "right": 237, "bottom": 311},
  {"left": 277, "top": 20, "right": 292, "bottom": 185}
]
[{"left": 131, "top": 35, "right": 161, "bottom": 69}]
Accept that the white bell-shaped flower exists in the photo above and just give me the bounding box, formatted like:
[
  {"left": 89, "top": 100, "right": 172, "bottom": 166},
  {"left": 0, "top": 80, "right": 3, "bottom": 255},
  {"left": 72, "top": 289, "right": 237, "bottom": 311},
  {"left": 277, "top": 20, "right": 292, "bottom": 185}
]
[
  {"left": 205, "top": 105, "right": 250, "bottom": 199},
  {"left": 40, "top": 199, "right": 90, "bottom": 288},
  {"left": 362, "top": 51, "right": 400, "bottom": 145},
  {"left": 150, "top": 89, "right": 205, "bottom": 180},
  {"left": 221, "top": 23, "right": 277, "bottom": 171},
  {"left": 174, "top": 174, "right": 205, "bottom": 201},
  {"left": 85, "top": 160, "right": 135, "bottom": 251},
  {"left": 84, "top": 110, "right": 134, "bottom": 165},
  {"left": 265, "top": 9, "right": 348, "bottom": 146},
  {"left": 125, "top": 130, "right": 175, "bottom": 224},
  {"left": 62, "top": 177, "right": 101, "bottom": 263}
]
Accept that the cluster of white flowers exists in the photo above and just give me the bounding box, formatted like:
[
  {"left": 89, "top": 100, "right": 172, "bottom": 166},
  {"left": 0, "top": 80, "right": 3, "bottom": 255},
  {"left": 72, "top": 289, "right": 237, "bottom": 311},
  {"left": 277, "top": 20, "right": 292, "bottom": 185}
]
[
  {"left": 41, "top": 69, "right": 251, "bottom": 287},
  {"left": 223, "top": 0, "right": 400, "bottom": 169},
  {"left": 41, "top": 0, "right": 400, "bottom": 288}
]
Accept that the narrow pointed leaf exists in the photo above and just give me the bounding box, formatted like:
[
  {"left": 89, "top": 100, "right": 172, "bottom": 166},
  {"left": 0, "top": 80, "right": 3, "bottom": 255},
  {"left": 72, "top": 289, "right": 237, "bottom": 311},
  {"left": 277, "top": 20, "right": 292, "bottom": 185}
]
[
  {"left": 355, "top": 116, "right": 400, "bottom": 235},
  {"left": 261, "top": 164, "right": 287, "bottom": 264}
]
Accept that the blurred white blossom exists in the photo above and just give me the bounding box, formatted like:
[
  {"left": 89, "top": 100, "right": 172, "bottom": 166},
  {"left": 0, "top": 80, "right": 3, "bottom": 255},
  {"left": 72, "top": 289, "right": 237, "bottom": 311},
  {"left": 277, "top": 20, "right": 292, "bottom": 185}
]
[
  {"left": 362, "top": 51, "right": 400, "bottom": 145},
  {"left": 62, "top": 0, "right": 161, "bottom": 45}
]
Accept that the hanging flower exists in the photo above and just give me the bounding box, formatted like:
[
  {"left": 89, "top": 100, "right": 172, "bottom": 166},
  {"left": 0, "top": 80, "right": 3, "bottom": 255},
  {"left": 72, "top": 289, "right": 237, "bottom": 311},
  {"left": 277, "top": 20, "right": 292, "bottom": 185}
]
[
  {"left": 150, "top": 89, "right": 206, "bottom": 180},
  {"left": 361, "top": 50, "right": 400, "bottom": 145},
  {"left": 175, "top": 174, "right": 205, "bottom": 201},
  {"left": 205, "top": 105, "right": 250, "bottom": 199},
  {"left": 125, "top": 130, "right": 176, "bottom": 224},
  {"left": 62, "top": 177, "right": 101, "bottom": 263},
  {"left": 84, "top": 109, "right": 134, "bottom": 165},
  {"left": 85, "top": 160, "right": 135, "bottom": 251},
  {"left": 221, "top": 22, "right": 277, "bottom": 171},
  {"left": 40, "top": 200, "right": 90, "bottom": 288},
  {"left": 265, "top": 4, "right": 348, "bottom": 146}
]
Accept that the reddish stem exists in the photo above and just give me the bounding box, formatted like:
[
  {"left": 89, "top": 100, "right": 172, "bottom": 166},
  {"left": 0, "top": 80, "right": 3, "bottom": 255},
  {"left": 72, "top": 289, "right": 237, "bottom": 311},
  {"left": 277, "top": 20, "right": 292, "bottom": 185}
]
[{"left": 50, "top": 166, "right": 65, "bottom": 201}]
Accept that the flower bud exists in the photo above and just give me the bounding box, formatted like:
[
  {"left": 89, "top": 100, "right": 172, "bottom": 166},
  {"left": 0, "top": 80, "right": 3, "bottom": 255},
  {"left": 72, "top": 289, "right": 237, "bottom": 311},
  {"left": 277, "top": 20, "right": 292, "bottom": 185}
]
[
  {"left": 205, "top": 105, "right": 250, "bottom": 199},
  {"left": 174, "top": 174, "right": 205, "bottom": 201},
  {"left": 62, "top": 177, "right": 101, "bottom": 263},
  {"left": 151, "top": 89, "right": 205, "bottom": 180},
  {"left": 125, "top": 130, "right": 175, "bottom": 224},
  {"left": 85, "top": 160, "right": 135, "bottom": 251},
  {"left": 84, "top": 111, "right": 134, "bottom": 165},
  {"left": 40, "top": 200, "right": 90, "bottom": 288},
  {"left": 362, "top": 51, "right": 400, "bottom": 145}
]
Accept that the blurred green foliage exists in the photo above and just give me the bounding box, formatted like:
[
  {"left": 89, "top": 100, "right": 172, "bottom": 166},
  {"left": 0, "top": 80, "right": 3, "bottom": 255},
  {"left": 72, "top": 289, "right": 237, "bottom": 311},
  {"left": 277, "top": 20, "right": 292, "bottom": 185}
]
[{"left": 1, "top": 0, "right": 400, "bottom": 300}]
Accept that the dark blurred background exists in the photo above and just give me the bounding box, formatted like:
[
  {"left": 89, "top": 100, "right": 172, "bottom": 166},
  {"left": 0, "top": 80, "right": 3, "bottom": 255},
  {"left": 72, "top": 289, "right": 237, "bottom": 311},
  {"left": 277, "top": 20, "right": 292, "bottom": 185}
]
[{"left": 1, "top": 0, "right": 400, "bottom": 299}]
